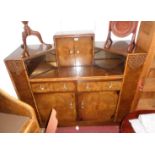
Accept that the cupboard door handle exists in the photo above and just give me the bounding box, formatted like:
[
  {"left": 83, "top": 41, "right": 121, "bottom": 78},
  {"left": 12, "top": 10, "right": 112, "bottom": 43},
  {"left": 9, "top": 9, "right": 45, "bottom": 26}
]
[
  {"left": 74, "top": 38, "right": 79, "bottom": 41},
  {"left": 76, "top": 50, "right": 80, "bottom": 54},
  {"left": 109, "top": 82, "right": 112, "bottom": 89},
  {"left": 70, "top": 102, "right": 73, "bottom": 109},
  {"left": 63, "top": 84, "right": 67, "bottom": 90},
  {"left": 40, "top": 85, "right": 45, "bottom": 90},
  {"left": 69, "top": 50, "right": 74, "bottom": 54},
  {"left": 86, "top": 84, "right": 90, "bottom": 90},
  {"left": 81, "top": 102, "right": 84, "bottom": 109}
]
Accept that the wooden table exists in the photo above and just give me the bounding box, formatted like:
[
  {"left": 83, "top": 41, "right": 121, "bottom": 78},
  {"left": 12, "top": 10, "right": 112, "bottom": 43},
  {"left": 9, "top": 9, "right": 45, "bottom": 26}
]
[{"left": 120, "top": 110, "right": 155, "bottom": 133}]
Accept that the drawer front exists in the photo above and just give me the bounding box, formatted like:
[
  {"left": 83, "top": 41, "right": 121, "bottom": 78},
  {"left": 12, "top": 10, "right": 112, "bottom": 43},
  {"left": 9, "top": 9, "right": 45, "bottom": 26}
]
[
  {"left": 78, "top": 81, "right": 122, "bottom": 92},
  {"left": 31, "top": 82, "right": 75, "bottom": 93}
]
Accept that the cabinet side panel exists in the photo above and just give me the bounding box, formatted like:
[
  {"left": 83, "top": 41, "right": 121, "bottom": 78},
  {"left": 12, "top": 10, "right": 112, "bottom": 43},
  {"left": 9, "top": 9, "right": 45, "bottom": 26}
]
[
  {"left": 115, "top": 53, "right": 147, "bottom": 122},
  {"left": 5, "top": 60, "right": 42, "bottom": 125}
]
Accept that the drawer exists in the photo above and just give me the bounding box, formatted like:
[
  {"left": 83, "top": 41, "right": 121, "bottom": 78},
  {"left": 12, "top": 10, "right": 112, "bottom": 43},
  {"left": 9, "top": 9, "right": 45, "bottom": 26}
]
[
  {"left": 31, "top": 82, "right": 75, "bottom": 93},
  {"left": 77, "top": 81, "right": 122, "bottom": 92}
]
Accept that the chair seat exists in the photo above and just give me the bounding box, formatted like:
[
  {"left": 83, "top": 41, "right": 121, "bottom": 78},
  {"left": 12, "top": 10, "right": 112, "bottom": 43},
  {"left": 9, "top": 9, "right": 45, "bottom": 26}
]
[{"left": 0, "top": 112, "right": 30, "bottom": 133}]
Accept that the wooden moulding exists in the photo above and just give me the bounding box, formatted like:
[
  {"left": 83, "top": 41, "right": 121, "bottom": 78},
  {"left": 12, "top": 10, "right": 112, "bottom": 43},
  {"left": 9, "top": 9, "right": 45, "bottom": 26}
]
[{"left": 29, "top": 75, "right": 123, "bottom": 82}]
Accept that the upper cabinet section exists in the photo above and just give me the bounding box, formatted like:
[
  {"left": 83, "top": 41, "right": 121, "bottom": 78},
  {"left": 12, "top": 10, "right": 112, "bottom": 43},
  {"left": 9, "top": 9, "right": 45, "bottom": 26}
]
[{"left": 54, "top": 32, "right": 94, "bottom": 67}]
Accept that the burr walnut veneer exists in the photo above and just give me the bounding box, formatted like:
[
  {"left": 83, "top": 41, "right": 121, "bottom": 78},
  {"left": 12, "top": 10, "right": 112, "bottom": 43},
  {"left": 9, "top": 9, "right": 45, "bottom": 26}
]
[{"left": 4, "top": 30, "right": 147, "bottom": 127}]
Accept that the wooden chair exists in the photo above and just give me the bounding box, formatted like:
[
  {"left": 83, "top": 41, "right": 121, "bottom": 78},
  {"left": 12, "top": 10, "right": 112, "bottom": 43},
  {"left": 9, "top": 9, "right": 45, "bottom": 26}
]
[
  {"left": 0, "top": 89, "right": 40, "bottom": 133},
  {"left": 104, "top": 21, "right": 138, "bottom": 52}
]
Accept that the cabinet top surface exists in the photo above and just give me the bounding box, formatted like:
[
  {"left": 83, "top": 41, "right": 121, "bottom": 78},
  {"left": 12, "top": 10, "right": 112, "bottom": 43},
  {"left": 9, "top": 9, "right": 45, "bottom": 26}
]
[{"left": 5, "top": 44, "right": 53, "bottom": 61}]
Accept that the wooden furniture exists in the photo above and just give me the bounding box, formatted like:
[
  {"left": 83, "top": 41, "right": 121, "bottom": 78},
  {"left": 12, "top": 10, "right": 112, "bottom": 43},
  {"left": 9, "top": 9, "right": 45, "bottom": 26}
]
[
  {"left": 120, "top": 110, "right": 155, "bottom": 133},
  {"left": 21, "top": 21, "right": 50, "bottom": 58},
  {"left": 0, "top": 88, "right": 40, "bottom": 133},
  {"left": 131, "top": 21, "right": 155, "bottom": 111},
  {"left": 54, "top": 32, "right": 94, "bottom": 67},
  {"left": 4, "top": 26, "right": 148, "bottom": 128},
  {"left": 104, "top": 21, "right": 138, "bottom": 52}
]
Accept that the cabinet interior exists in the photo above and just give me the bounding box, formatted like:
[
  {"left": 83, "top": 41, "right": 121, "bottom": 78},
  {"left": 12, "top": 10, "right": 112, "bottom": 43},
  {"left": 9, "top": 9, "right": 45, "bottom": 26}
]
[{"left": 25, "top": 48, "right": 126, "bottom": 79}]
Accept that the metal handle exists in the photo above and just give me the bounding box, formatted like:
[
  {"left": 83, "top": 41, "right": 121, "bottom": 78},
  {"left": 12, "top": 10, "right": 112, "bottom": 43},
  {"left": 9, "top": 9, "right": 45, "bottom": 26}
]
[
  {"left": 76, "top": 50, "right": 80, "bottom": 54},
  {"left": 70, "top": 102, "right": 73, "bottom": 109},
  {"left": 86, "top": 84, "right": 90, "bottom": 90},
  {"left": 64, "top": 84, "right": 67, "bottom": 90},
  {"left": 40, "top": 85, "right": 45, "bottom": 90},
  {"left": 109, "top": 82, "right": 112, "bottom": 89},
  {"left": 74, "top": 38, "right": 79, "bottom": 41},
  {"left": 69, "top": 50, "right": 74, "bottom": 54},
  {"left": 81, "top": 101, "right": 84, "bottom": 109}
]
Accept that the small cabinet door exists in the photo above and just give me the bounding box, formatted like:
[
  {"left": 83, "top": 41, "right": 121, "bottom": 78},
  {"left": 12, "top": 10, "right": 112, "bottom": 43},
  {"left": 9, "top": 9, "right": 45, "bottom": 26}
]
[
  {"left": 34, "top": 93, "right": 76, "bottom": 127},
  {"left": 78, "top": 92, "right": 118, "bottom": 122},
  {"left": 55, "top": 38, "right": 75, "bottom": 66},
  {"left": 55, "top": 35, "right": 94, "bottom": 67},
  {"left": 75, "top": 37, "right": 94, "bottom": 66}
]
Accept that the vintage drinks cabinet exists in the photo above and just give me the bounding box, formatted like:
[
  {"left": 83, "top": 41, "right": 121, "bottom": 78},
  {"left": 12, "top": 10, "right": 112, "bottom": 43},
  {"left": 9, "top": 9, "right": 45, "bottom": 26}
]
[{"left": 4, "top": 22, "right": 155, "bottom": 127}]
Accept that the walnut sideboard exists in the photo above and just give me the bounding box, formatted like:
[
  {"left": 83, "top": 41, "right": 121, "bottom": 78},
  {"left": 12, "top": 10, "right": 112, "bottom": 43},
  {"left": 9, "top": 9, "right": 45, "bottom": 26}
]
[{"left": 4, "top": 31, "right": 147, "bottom": 127}]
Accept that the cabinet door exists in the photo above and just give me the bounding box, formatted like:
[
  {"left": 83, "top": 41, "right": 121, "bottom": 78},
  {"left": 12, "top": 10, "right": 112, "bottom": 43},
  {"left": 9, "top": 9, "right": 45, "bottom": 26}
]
[
  {"left": 34, "top": 93, "right": 76, "bottom": 127},
  {"left": 75, "top": 37, "right": 94, "bottom": 66},
  {"left": 78, "top": 92, "right": 118, "bottom": 122},
  {"left": 55, "top": 38, "right": 75, "bottom": 66}
]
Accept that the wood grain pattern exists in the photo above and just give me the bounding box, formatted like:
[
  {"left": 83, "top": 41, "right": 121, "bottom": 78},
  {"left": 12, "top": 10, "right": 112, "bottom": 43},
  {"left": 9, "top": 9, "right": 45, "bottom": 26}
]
[
  {"left": 5, "top": 59, "right": 42, "bottom": 125},
  {"left": 115, "top": 53, "right": 147, "bottom": 122},
  {"left": 6, "top": 28, "right": 151, "bottom": 127},
  {"left": 131, "top": 22, "right": 155, "bottom": 111},
  {"left": 34, "top": 93, "right": 77, "bottom": 127},
  {"left": 77, "top": 81, "right": 122, "bottom": 92},
  {"left": 135, "top": 22, "right": 155, "bottom": 53},
  {"left": 78, "top": 92, "right": 118, "bottom": 121},
  {"left": 54, "top": 33, "right": 94, "bottom": 67},
  {"left": 31, "top": 81, "right": 76, "bottom": 93}
]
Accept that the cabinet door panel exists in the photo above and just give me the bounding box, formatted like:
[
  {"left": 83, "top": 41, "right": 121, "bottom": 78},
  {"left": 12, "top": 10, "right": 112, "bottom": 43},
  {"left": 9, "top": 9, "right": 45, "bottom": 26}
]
[
  {"left": 56, "top": 38, "right": 75, "bottom": 66},
  {"left": 78, "top": 92, "right": 118, "bottom": 122},
  {"left": 75, "top": 37, "right": 94, "bottom": 66},
  {"left": 34, "top": 93, "right": 76, "bottom": 126}
]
